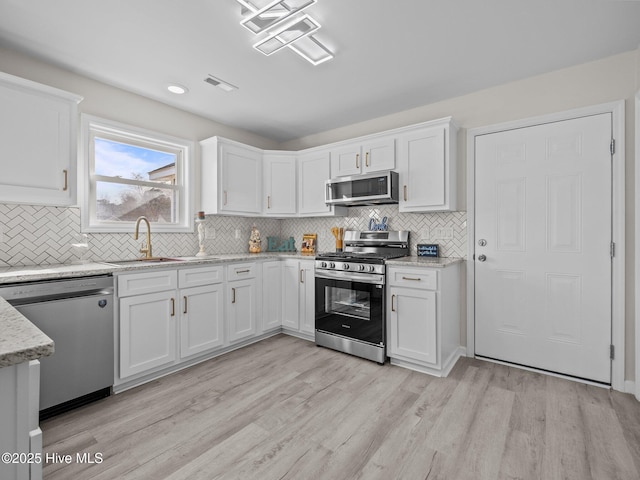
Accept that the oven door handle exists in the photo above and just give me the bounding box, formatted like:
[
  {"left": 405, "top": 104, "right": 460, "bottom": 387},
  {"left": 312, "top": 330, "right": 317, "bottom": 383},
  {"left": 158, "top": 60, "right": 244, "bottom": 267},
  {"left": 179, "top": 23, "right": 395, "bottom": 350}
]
[{"left": 314, "top": 271, "right": 385, "bottom": 285}]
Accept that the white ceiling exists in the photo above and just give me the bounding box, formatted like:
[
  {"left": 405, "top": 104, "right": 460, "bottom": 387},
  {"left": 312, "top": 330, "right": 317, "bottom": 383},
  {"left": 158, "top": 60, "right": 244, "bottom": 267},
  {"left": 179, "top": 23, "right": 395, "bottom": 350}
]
[{"left": 1, "top": 0, "right": 639, "bottom": 143}]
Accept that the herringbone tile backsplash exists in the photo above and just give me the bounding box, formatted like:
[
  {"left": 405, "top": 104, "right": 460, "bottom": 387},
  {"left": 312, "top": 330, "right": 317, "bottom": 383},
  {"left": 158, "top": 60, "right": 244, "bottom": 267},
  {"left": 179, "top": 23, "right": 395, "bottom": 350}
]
[{"left": 0, "top": 203, "right": 466, "bottom": 267}]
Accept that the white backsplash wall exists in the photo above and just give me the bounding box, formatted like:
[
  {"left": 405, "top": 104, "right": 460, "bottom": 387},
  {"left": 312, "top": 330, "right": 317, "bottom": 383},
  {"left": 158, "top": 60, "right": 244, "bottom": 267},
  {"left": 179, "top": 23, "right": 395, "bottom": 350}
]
[
  {"left": 0, "top": 203, "right": 466, "bottom": 267},
  {"left": 0, "top": 203, "right": 281, "bottom": 267},
  {"left": 281, "top": 206, "right": 467, "bottom": 258}
]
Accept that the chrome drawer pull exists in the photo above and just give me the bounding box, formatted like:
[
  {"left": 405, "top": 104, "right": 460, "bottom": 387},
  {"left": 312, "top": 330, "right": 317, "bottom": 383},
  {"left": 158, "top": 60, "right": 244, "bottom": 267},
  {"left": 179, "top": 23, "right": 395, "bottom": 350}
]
[{"left": 402, "top": 276, "right": 421, "bottom": 281}]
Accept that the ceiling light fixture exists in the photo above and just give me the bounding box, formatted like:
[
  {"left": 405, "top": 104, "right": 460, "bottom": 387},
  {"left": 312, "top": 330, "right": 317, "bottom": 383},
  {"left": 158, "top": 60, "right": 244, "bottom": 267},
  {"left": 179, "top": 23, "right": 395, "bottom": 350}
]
[
  {"left": 288, "top": 34, "right": 333, "bottom": 65},
  {"left": 241, "top": 0, "right": 317, "bottom": 34},
  {"left": 167, "top": 84, "right": 188, "bottom": 94},
  {"left": 204, "top": 75, "right": 239, "bottom": 92},
  {"left": 235, "top": 0, "right": 334, "bottom": 65},
  {"left": 253, "top": 14, "right": 320, "bottom": 56}
]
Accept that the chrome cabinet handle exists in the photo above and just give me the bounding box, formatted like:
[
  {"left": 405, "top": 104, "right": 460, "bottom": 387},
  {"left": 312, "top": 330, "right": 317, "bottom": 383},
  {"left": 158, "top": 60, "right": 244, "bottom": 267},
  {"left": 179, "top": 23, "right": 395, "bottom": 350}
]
[
  {"left": 478, "top": 254, "right": 487, "bottom": 262},
  {"left": 365, "top": 151, "right": 369, "bottom": 167},
  {"left": 391, "top": 294, "right": 396, "bottom": 312},
  {"left": 355, "top": 153, "right": 359, "bottom": 169},
  {"left": 232, "top": 287, "right": 236, "bottom": 303},
  {"left": 63, "top": 169, "right": 68, "bottom": 191},
  {"left": 300, "top": 269, "right": 304, "bottom": 284},
  {"left": 170, "top": 298, "right": 175, "bottom": 317},
  {"left": 267, "top": 195, "right": 271, "bottom": 209},
  {"left": 236, "top": 269, "right": 250, "bottom": 274},
  {"left": 183, "top": 296, "right": 187, "bottom": 314},
  {"left": 403, "top": 185, "right": 407, "bottom": 201},
  {"left": 402, "top": 276, "right": 421, "bottom": 281}
]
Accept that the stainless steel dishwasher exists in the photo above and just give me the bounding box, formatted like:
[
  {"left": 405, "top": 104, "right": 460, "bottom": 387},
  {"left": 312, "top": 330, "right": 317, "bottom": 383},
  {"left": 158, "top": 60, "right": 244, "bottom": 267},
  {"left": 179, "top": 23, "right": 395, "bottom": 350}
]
[{"left": 0, "top": 275, "right": 114, "bottom": 419}]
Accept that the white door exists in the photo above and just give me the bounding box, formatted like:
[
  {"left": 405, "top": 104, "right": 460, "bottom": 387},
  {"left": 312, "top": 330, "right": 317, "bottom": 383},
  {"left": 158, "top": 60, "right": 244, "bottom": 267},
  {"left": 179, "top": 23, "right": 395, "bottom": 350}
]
[{"left": 475, "top": 113, "right": 612, "bottom": 383}]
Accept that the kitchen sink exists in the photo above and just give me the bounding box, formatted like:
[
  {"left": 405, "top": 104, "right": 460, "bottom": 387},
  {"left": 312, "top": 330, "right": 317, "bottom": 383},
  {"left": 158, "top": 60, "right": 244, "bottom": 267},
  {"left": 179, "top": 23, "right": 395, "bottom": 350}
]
[{"left": 100, "top": 257, "right": 186, "bottom": 266}]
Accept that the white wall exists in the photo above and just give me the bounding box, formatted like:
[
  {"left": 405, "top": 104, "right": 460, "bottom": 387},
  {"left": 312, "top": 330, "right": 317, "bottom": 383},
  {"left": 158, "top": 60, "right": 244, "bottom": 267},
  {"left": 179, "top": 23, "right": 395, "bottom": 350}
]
[{"left": 281, "top": 49, "right": 639, "bottom": 383}]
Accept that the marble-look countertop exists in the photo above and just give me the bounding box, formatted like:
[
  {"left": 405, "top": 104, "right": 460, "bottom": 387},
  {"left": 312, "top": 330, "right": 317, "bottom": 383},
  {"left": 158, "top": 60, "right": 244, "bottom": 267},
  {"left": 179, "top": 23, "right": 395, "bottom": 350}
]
[
  {"left": 0, "top": 296, "right": 54, "bottom": 367},
  {"left": 386, "top": 256, "right": 465, "bottom": 268},
  {"left": 0, "top": 252, "right": 311, "bottom": 285}
]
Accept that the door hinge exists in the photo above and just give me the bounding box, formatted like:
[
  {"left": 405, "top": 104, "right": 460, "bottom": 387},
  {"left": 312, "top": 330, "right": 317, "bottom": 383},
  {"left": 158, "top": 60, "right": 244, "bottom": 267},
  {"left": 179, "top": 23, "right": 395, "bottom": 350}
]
[
  {"left": 610, "top": 139, "right": 615, "bottom": 155},
  {"left": 610, "top": 242, "right": 615, "bottom": 258},
  {"left": 610, "top": 344, "right": 615, "bottom": 360}
]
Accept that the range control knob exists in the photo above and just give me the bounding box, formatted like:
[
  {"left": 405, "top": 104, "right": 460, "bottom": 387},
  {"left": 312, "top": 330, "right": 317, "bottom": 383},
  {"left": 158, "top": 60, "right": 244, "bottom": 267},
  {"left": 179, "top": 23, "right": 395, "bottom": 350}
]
[
  {"left": 329, "top": 262, "right": 335, "bottom": 269},
  {"left": 357, "top": 264, "right": 365, "bottom": 271},
  {"left": 343, "top": 263, "right": 350, "bottom": 270},
  {"left": 320, "top": 261, "right": 327, "bottom": 268},
  {"left": 367, "top": 265, "right": 375, "bottom": 272}
]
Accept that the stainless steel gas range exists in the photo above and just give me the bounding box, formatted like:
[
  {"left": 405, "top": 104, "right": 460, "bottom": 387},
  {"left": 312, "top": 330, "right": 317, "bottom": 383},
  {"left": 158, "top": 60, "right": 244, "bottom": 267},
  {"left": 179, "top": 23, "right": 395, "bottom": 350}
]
[{"left": 314, "top": 231, "right": 410, "bottom": 363}]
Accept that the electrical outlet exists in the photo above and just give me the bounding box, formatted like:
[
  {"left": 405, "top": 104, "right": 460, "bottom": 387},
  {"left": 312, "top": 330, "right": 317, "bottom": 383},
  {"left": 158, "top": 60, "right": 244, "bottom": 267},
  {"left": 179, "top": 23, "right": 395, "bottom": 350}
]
[
  {"left": 442, "top": 227, "right": 454, "bottom": 239},
  {"left": 205, "top": 227, "right": 215, "bottom": 239}
]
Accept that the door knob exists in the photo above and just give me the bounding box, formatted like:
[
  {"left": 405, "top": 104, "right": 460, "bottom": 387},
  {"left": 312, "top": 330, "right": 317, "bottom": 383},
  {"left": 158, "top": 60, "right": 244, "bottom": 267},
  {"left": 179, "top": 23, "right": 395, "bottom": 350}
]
[{"left": 478, "top": 254, "right": 487, "bottom": 262}]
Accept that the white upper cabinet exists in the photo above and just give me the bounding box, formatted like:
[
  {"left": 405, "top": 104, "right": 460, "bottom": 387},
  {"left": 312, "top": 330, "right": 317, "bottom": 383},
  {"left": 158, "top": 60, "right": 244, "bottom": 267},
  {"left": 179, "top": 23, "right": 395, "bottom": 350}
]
[
  {"left": 330, "top": 136, "right": 396, "bottom": 177},
  {"left": 397, "top": 117, "right": 458, "bottom": 212},
  {"left": 297, "top": 148, "right": 347, "bottom": 217},
  {"left": 200, "top": 137, "right": 263, "bottom": 216},
  {"left": 263, "top": 152, "right": 297, "bottom": 216},
  {"left": 0, "top": 72, "right": 82, "bottom": 206}
]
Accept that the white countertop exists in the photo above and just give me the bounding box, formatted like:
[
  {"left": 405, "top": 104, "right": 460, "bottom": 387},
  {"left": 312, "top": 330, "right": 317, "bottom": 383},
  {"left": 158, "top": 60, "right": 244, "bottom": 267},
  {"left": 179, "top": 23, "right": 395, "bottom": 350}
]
[{"left": 386, "top": 256, "right": 464, "bottom": 268}]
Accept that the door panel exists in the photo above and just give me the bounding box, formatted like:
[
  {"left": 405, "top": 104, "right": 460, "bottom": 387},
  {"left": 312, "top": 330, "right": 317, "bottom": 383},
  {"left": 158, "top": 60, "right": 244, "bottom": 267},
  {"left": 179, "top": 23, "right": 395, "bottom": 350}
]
[{"left": 475, "top": 113, "right": 612, "bottom": 383}]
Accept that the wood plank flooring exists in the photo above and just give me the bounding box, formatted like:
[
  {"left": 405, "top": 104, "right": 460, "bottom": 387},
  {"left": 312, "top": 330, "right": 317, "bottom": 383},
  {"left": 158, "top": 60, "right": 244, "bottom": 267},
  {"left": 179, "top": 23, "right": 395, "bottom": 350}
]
[{"left": 41, "top": 334, "right": 640, "bottom": 480}]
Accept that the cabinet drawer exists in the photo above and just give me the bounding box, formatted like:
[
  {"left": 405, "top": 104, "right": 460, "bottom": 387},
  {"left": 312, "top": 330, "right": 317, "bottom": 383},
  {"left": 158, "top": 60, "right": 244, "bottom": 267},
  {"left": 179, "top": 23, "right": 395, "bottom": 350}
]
[
  {"left": 227, "top": 263, "right": 257, "bottom": 281},
  {"left": 117, "top": 270, "right": 178, "bottom": 297},
  {"left": 388, "top": 268, "right": 438, "bottom": 290},
  {"left": 179, "top": 266, "right": 224, "bottom": 288}
]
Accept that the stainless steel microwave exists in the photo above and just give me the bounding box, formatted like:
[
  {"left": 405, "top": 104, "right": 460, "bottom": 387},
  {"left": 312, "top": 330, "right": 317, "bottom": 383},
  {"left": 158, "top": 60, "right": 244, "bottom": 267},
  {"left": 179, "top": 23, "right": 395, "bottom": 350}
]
[{"left": 325, "top": 170, "right": 399, "bottom": 206}]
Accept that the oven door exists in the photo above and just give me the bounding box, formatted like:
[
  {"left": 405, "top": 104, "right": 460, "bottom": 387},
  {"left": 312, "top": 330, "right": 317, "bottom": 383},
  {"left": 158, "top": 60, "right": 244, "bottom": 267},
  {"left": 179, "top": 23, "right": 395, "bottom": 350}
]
[{"left": 315, "top": 274, "right": 385, "bottom": 345}]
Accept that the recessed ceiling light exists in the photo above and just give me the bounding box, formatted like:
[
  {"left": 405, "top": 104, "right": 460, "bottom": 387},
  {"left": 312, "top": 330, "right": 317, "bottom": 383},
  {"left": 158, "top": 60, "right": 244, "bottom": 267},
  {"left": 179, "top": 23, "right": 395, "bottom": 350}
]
[{"left": 167, "top": 84, "right": 188, "bottom": 94}]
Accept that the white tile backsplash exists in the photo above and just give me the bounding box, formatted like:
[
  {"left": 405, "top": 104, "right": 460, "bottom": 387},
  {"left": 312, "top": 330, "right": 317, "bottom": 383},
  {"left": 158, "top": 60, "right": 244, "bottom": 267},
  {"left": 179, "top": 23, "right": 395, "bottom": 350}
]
[{"left": 0, "top": 203, "right": 467, "bottom": 267}]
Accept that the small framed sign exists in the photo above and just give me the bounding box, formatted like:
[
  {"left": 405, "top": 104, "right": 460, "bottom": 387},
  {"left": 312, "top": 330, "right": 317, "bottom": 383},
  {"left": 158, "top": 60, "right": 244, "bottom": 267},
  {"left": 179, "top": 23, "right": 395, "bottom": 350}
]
[
  {"left": 301, "top": 233, "right": 317, "bottom": 255},
  {"left": 417, "top": 244, "right": 439, "bottom": 257}
]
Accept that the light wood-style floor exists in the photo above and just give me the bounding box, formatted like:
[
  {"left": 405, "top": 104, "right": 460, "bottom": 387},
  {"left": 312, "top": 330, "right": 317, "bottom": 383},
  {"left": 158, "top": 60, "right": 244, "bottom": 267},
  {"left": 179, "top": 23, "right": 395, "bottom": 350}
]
[{"left": 41, "top": 334, "right": 640, "bottom": 480}]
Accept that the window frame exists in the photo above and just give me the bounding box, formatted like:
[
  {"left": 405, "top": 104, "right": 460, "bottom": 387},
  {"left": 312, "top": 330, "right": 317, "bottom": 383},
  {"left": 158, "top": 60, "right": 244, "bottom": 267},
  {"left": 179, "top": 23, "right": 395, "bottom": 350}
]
[{"left": 79, "top": 114, "right": 195, "bottom": 233}]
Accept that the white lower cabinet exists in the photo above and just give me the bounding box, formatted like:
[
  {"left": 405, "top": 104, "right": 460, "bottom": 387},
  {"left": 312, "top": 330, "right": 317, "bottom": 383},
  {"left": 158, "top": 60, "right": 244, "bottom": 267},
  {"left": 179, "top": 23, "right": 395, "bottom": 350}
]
[
  {"left": 117, "top": 266, "right": 226, "bottom": 383},
  {"left": 282, "top": 259, "right": 315, "bottom": 338},
  {"left": 0, "top": 360, "right": 42, "bottom": 480},
  {"left": 179, "top": 266, "right": 224, "bottom": 359},
  {"left": 387, "top": 263, "right": 461, "bottom": 376},
  {"left": 227, "top": 263, "right": 258, "bottom": 343},
  {"left": 119, "top": 289, "right": 177, "bottom": 378},
  {"left": 262, "top": 261, "right": 282, "bottom": 331}
]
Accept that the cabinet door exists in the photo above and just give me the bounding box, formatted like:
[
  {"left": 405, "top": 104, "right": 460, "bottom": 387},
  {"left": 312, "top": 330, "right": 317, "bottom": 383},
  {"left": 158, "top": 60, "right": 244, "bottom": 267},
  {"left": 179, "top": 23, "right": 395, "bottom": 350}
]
[
  {"left": 362, "top": 137, "right": 395, "bottom": 173},
  {"left": 180, "top": 284, "right": 224, "bottom": 358},
  {"left": 298, "top": 150, "right": 332, "bottom": 215},
  {"left": 299, "top": 261, "right": 316, "bottom": 335},
  {"left": 262, "top": 261, "right": 282, "bottom": 331},
  {"left": 388, "top": 287, "right": 437, "bottom": 365},
  {"left": 220, "top": 142, "right": 262, "bottom": 214},
  {"left": 0, "top": 73, "right": 81, "bottom": 206},
  {"left": 227, "top": 278, "right": 257, "bottom": 343},
  {"left": 398, "top": 125, "right": 456, "bottom": 212},
  {"left": 264, "top": 154, "right": 296, "bottom": 215},
  {"left": 330, "top": 144, "right": 362, "bottom": 176},
  {"left": 282, "top": 260, "right": 301, "bottom": 330},
  {"left": 120, "top": 291, "right": 176, "bottom": 378}
]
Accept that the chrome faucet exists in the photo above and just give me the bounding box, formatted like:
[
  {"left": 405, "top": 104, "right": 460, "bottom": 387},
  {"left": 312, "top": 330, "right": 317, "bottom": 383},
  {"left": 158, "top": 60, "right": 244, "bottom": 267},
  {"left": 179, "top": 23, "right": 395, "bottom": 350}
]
[{"left": 134, "top": 216, "right": 153, "bottom": 259}]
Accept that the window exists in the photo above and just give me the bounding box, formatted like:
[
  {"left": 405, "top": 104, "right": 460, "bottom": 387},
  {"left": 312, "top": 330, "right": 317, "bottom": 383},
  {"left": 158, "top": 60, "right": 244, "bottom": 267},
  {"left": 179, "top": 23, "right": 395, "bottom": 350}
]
[{"left": 80, "top": 115, "right": 194, "bottom": 232}]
